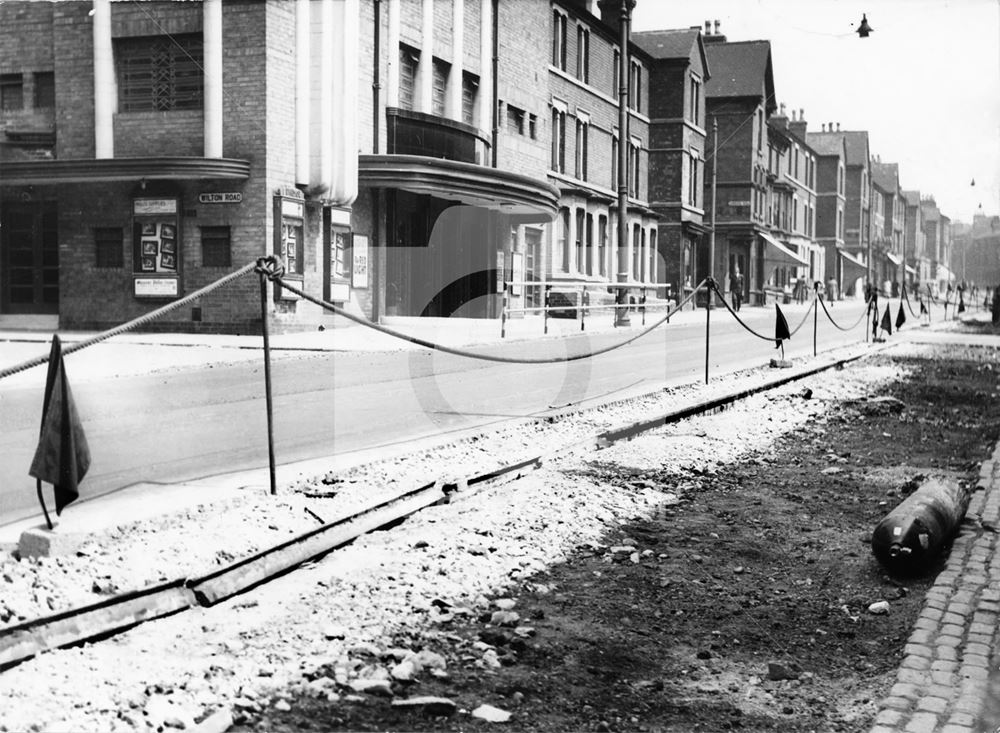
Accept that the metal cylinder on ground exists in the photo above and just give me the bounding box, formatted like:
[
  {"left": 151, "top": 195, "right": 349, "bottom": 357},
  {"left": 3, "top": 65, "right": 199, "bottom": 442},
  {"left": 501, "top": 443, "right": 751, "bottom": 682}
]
[{"left": 871, "top": 478, "right": 970, "bottom": 574}]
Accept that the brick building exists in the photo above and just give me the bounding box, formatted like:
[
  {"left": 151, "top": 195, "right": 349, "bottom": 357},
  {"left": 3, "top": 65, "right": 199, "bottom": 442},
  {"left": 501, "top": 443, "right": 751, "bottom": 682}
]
[
  {"left": 701, "top": 32, "right": 779, "bottom": 305},
  {"left": 871, "top": 160, "right": 907, "bottom": 294},
  {"left": 903, "top": 190, "right": 930, "bottom": 289},
  {"left": 632, "top": 24, "right": 709, "bottom": 303},
  {"left": 920, "top": 196, "right": 953, "bottom": 294}
]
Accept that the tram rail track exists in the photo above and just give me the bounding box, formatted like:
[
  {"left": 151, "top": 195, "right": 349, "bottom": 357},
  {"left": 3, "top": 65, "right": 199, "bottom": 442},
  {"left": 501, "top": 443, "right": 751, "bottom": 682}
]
[{"left": 0, "top": 341, "right": 890, "bottom": 673}]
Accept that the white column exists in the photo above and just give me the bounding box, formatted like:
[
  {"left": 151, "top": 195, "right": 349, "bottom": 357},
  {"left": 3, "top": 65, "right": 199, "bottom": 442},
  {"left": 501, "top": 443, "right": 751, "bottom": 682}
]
[
  {"left": 331, "top": 0, "right": 358, "bottom": 204},
  {"left": 478, "top": 0, "right": 492, "bottom": 133},
  {"left": 310, "top": 0, "right": 334, "bottom": 192},
  {"left": 418, "top": 0, "right": 434, "bottom": 113},
  {"left": 447, "top": 0, "right": 464, "bottom": 121},
  {"left": 92, "top": 0, "right": 114, "bottom": 159},
  {"left": 386, "top": 0, "right": 400, "bottom": 108},
  {"left": 203, "top": 0, "right": 223, "bottom": 158},
  {"left": 295, "top": 0, "right": 311, "bottom": 183}
]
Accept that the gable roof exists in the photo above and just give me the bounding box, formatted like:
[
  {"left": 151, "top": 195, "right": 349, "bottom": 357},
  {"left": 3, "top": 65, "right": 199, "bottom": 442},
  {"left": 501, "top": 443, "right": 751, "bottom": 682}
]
[
  {"left": 840, "top": 131, "right": 870, "bottom": 167},
  {"left": 902, "top": 190, "right": 922, "bottom": 207},
  {"left": 805, "top": 132, "right": 846, "bottom": 158},
  {"left": 871, "top": 162, "right": 899, "bottom": 193},
  {"left": 632, "top": 28, "right": 710, "bottom": 77},
  {"left": 703, "top": 41, "right": 775, "bottom": 113}
]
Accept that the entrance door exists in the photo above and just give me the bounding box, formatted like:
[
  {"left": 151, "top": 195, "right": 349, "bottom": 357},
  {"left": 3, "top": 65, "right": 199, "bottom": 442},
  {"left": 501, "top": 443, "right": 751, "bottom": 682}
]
[{"left": 1, "top": 202, "right": 59, "bottom": 314}]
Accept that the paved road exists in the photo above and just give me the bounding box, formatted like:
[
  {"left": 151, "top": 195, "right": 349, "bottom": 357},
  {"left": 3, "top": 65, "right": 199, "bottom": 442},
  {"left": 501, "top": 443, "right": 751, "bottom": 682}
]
[{"left": 0, "top": 300, "right": 877, "bottom": 524}]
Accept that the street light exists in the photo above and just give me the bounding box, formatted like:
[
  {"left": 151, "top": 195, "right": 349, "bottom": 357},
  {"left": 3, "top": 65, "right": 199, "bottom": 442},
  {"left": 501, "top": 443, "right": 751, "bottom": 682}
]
[{"left": 614, "top": 0, "right": 635, "bottom": 327}]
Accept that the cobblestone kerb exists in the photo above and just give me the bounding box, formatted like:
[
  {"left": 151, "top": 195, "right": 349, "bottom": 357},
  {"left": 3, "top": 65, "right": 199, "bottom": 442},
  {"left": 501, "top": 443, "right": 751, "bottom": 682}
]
[{"left": 870, "top": 444, "right": 1000, "bottom": 733}]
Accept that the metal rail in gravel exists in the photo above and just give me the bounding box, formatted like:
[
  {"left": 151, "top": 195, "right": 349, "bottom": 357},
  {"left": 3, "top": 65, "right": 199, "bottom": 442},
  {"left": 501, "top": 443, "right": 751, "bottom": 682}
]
[{"left": 0, "top": 343, "right": 890, "bottom": 672}]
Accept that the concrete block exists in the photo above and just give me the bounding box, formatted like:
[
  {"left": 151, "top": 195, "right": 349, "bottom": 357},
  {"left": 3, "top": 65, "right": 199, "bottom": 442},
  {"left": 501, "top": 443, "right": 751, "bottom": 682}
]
[
  {"left": 769, "top": 358, "right": 793, "bottom": 369},
  {"left": 18, "top": 526, "right": 86, "bottom": 559}
]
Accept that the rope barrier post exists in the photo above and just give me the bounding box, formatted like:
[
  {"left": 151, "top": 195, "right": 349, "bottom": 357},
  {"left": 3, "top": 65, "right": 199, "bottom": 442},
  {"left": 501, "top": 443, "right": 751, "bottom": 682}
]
[
  {"left": 704, "top": 278, "right": 712, "bottom": 385},
  {"left": 544, "top": 285, "right": 551, "bottom": 335},
  {"left": 813, "top": 283, "right": 819, "bottom": 357},
  {"left": 257, "top": 261, "right": 278, "bottom": 497},
  {"left": 501, "top": 282, "right": 508, "bottom": 339}
]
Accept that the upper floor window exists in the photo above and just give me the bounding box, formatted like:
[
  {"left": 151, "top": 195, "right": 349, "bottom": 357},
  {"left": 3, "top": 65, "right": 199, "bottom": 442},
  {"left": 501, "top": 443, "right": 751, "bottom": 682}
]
[
  {"left": 687, "top": 150, "right": 699, "bottom": 207},
  {"left": 552, "top": 11, "right": 567, "bottom": 70},
  {"left": 575, "top": 118, "right": 589, "bottom": 180},
  {"left": 838, "top": 164, "right": 845, "bottom": 195},
  {"left": 611, "top": 134, "right": 619, "bottom": 190},
  {"left": 507, "top": 104, "right": 525, "bottom": 135},
  {"left": 399, "top": 45, "right": 419, "bottom": 111},
  {"left": 116, "top": 34, "right": 203, "bottom": 112},
  {"left": 756, "top": 109, "right": 764, "bottom": 153},
  {"left": 689, "top": 74, "right": 701, "bottom": 124},
  {"left": 629, "top": 60, "right": 642, "bottom": 113},
  {"left": 628, "top": 139, "right": 641, "bottom": 197},
  {"left": 33, "top": 72, "right": 54, "bottom": 109},
  {"left": 612, "top": 49, "right": 620, "bottom": 97},
  {"left": 461, "top": 71, "right": 478, "bottom": 125},
  {"left": 551, "top": 107, "right": 566, "bottom": 173},
  {"left": 576, "top": 25, "right": 590, "bottom": 83},
  {"left": 1, "top": 73, "right": 23, "bottom": 111},
  {"left": 431, "top": 58, "right": 449, "bottom": 117}
]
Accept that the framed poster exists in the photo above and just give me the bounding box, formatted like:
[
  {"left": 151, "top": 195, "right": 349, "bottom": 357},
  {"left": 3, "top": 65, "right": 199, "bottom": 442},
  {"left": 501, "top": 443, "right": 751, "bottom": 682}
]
[
  {"left": 511, "top": 252, "right": 524, "bottom": 296},
  {"left": 133, "top": 196, "right": 180, "bottom": 298},
  {"left": 351, "top": 234, "right": 369, "bottom": 289}
]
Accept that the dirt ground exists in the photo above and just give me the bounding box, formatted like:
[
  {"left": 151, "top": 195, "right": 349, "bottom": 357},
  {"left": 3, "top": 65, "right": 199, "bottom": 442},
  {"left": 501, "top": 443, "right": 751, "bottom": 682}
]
[{"left": 245, "top": 332, "right": 1000, "bottom": 732}]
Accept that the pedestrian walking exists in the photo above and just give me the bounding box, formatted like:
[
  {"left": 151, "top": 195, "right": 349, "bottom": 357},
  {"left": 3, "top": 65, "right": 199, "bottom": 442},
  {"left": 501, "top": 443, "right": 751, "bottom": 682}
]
[{"left": 730, "top": 269, "right": 744, "bottom": 312}]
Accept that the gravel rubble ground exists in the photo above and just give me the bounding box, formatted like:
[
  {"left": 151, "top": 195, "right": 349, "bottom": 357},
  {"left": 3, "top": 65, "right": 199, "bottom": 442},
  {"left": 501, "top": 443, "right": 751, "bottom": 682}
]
[{"left": 0, "top": 339, "right": 921, "bottom": 733}]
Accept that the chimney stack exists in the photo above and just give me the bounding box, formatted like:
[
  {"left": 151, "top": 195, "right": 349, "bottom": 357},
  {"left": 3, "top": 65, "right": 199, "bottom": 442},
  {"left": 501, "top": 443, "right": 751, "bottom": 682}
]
[
  {"left": 597, "top": 0, "right": 635, "bottom": 35},
  {"left": 836, "top": 122, "right": 841, "bottom": 132},
  {"left": 821, "top": 123, "right": 826, "bottom": 132},
  {"left": 704, "top": 18, "right": 726, "bottom": 43},
  {"left": 714, "top": 20, "right": 720, "bottom": 34},
  {"left": 789, "top": 108, "right": 808, "bottom": 139},
  {"left": 705, "top": 20, "right": 711, "bottom": 34}
]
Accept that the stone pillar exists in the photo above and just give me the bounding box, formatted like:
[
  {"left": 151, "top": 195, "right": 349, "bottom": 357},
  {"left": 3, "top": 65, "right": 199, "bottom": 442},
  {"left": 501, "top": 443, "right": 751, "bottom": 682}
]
[
  {"left": 418, "top": 0, "right": 434, "bottom": 113},
  {"left": 92, "top": 0, "right": 113, "bottom": 159},
  {"left": 386, "top": 0, "right": 400, "bottom": 108},
  {"left": 447, "top": 0, "right": 464, "bottom": 121},
  {"left": 203, "top": 0, "right": 223, "bottom": 158}
]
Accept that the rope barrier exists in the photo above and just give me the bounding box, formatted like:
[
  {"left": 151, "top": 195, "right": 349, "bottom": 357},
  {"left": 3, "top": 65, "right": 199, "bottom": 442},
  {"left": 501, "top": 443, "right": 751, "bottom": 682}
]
[
  {"left": 900, "top": 284, "right": 922, "bottom": 319},
  {"left": 0, "top": 262, "right": 259, "bottom": 382},
  {"left": 264, "top": 260, "right": 708, "bottom": 365},
  {"left": 787, "top": 299, "right": 817, "bottom": 337},
  {"left": 816, "top": 295, "right": 870, "bottom": 332},
  {"left": 709, "top": 282, "right": 778, "bottom": 343}
]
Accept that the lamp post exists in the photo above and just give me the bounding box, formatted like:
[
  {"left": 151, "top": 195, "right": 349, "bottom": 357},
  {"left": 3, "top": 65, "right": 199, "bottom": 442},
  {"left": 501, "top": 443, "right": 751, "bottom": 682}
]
[
  {"left": 614, "top": 0, "right": 634, "bottom": 326},
  {"left": 708, "top": 116, "right": 718, "bottom": 308}
]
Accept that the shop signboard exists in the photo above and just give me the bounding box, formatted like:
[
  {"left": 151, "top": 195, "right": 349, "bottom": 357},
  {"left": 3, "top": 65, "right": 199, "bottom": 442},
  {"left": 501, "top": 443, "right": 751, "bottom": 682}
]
[
  {"left": 134, "top": 277, "right": 179, "bottom": 297},
  {"left": 198, "top": 192, "right": 243, "bottom": 204},
  {"left": 352, "top": 235, "right": 369, "bottom": 289}
]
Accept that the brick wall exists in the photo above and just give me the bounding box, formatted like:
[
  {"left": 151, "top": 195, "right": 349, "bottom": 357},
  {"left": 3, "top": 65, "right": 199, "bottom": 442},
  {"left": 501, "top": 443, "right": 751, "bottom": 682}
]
[
  {"left": 53, "top": 3, "right": 95, "bottom": 159},
  {"left": 0, "top": 2, "right": 56, "bottom": 140}
]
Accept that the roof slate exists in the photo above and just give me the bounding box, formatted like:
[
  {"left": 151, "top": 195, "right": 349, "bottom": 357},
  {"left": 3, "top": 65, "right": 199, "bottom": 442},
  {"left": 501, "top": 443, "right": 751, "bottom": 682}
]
[
  {"left": 632, "top": 29, "right": 699, "bottom": 59},
  {"left": 703, "top": 41, "right": 774, "bottom": 111},
  {"left": 902, "top": 190, "right": 922, "bottom": 206},
  {"left": 871, "top": 162, "right": 899, "bottom": 192},
  {"left": 804, "top": 132, "right": 845, "bottom": 158}
]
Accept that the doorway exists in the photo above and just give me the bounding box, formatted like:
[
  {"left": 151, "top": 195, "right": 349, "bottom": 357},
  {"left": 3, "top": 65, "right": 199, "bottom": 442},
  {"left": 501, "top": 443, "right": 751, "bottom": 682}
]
[{"left": 1, "top": 201, "right": 59, "bottom": 314}]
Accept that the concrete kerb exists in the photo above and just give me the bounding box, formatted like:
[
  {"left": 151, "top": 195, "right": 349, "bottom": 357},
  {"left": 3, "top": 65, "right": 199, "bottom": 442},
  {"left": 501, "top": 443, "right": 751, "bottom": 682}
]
[{"left": 869, "top": 441, "right": 1000, "bottom": 733}]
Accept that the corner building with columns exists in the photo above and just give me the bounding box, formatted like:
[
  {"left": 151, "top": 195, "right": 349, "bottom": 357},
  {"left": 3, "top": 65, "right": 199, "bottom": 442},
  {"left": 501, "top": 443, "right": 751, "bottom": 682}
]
[{"left": 0, "top": 0, "right": 660, "bottom": 333}]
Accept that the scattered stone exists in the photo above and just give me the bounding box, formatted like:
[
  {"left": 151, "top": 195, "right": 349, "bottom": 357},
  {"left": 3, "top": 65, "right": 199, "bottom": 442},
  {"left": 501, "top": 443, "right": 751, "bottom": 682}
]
[
  {"left": 322, "top": 625, "right": 347, "bottom": 640},
  {"left": 490, "top": 611, "right": 520, "bottom": 627},
  {"left": 821, "top": 467, "right": 843, "bottom": 475},
  {"left": 867, "top": 601, "right": 890, "bottom": 615},
  {"left": 190, "top": 709, "right": 234, "bottom": 733},
  {"left": 481, "top": 649, "right": 502, "bottom": 668},
  {"left": 471, "top": 704, "right": 512, "bottom": 723},
  {"left": 273, "top": 700, "right": 291, "bottom": 712},
  {"left": 391, "top": 696, "right": 458, "bottom": 717},
  {"left": 391, "top": 660, "right": 417, "bottom": 682},
  {"left": 349, "top": 679, "right": 393, "bottom": 698},
  {"left": 767, "top": 662, "right": 800, "bottom": 681},
  {"left": 494, "top": 598, "right": 517, "bottom": 610},
  {"left": 411, "top": 650, "right": 447, "bottom": 671}
]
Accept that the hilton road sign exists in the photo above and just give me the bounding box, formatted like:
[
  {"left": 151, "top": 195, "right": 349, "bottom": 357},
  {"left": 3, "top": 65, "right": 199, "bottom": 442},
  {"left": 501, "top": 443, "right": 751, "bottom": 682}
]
[{"left": 198, "top": 192, "right": 243, "bottom": 204}]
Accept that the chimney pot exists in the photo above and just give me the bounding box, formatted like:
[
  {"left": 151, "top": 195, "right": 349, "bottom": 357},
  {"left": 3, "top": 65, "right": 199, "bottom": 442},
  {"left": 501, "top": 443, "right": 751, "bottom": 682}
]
[
  {"left": 779, "top": 102, "right": 785, "bottom": 116},
  {"left": 705, "top": 20, "right": 711, "bottom": 33},
  {"left": 714, "top": 20, "right": 720, "bottom": 34},
  {"left": 821, "top": 123, "right": 826, "bottom": 132},
  {"left": 799, "top": 108, "right": 804, "bottom": 120},
  {"left": 836, "top": 122, "right": 840, "bottom": 131}
]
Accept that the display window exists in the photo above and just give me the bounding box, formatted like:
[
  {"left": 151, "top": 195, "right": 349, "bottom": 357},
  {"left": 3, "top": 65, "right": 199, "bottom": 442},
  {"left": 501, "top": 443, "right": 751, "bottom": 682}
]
[
  {"left": 132, "top": 197, "right": 181, "bottom": 298},
  {"left": 273, "top": 192, "right": 305, "bottom": 300}
]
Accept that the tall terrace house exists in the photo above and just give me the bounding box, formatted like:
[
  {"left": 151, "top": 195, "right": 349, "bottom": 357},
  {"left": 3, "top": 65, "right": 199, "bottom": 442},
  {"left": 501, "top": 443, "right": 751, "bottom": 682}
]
[
  {"left": 701, "top": 28, "right": 777, "bottom": 305},
  {"left": 840, "top": 130, "right": 872, "bottom": 272},
  {"left": 968, "top": 212, "right": 1000, "bottom": 287},
  {"left": 902, "top": 190, "right": 929, "bottom": 287},
  {"left": 780, "top": 107, "right": 819, "bottom": 295},
  {"left": 920, "top": 196, "right": 952, "bottom": 294},
  {"left": 0, "top": 0, "right": 564, "bottom": 332},
  {"left": 543, "top": 0, "right": 656, "bottom": 316},
  {"left": 632, "top": 24, "right": 710, "bottom": 303},
  {"left": 871, "top": 160, "right": 906, "bottom": 293}
]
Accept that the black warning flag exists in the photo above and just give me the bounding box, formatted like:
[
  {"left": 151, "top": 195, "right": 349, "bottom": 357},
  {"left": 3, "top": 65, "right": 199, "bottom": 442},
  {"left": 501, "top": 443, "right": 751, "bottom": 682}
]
[
  {"left": 774, "top": 304, "right": 790, "bottom": 349},
  {"left": 919, "top": 300, "right": 928, "bottom": 316},
  {"left": 880, "top": 303, "right": 893, "bottom": 336},
  {"left": 958, "top": 292, "right": 966, "bottom": 314},
  {"left": 29, "top": 335, "right": 91, "bottom": 520},
  {"left": 896, "top": 301, "right": 906, "bottom": 330}
]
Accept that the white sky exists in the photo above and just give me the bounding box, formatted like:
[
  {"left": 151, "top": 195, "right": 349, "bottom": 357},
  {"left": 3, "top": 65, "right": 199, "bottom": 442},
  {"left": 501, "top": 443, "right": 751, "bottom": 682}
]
[{"left": 631, "top": 0, "right": 1000, "bottom": 223}]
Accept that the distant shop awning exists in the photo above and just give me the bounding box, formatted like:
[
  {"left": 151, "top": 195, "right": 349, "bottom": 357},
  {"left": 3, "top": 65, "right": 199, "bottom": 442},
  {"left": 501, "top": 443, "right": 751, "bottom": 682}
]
[
  {"left": 839, "top": 250, "right": 868, "bottom": 279},
  {"left": 0, "top": 157, "right": 251, "bottom": 185},
  {"left": 760, "top": 230, "right": 808, "bottom": 267},
  {"left": 886, "top": 252, "right": 902, "bottom": 266},
  {"left": 359, "top": 154, "right": 560, "bottom": 221}
]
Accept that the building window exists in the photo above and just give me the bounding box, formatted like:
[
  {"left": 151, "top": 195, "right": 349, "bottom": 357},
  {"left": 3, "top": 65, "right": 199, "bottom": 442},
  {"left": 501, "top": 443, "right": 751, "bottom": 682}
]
[
  {"left": 649, "top": 229, "right": 657, "bottom": 282},
  {"left": 432, "top": 58, "right": 449, "bottom": 116},
  {"left": 689, "top": 75, "right": 700, "bottom": 124},
  {"left": 632, "top": 224, "right": 641, "bottom": 280},
  {"left": 793, "top": 197, "right": 798, "bottom": 231},
  {"left": 399, "top": 45, "right": 419, "bottom": 111},
  {"left": 612, "top": 49, "right": 620, "bottom": 97},
  {"left": 528, "top": 114, "right": 537, "bottom": 140},
  {"left": 281, "top": 220, "right": 304, "bottom": 275},
  {"left": 559, "top": 207, "right": 570, "bottom": 271},
  {"left": 507, "top": 104, "right": 525, "bottom": 135},
  {"left": 525, "top": 228, "right": 541, "bottom": 308},
  {"left": 598, "top": 214, "right": 608, "bottom": 277},
  {"left": 552, "top": 11, "right": 567, "bottom": 70},
  {"left": 629, "top": 60, "right": 641, "bottom": 113},
  {"left": 611, "top": 135, "right": 618, "bottom": 190},
  {"left": 584, "top": 212, "right": 594, "bottom": 275},
  {"left": 201, "top": 226, "right": 231, "bottom": 268},
  {"left": 687, "top": 151, "right": 699, "bottom": 207},
  {"left": 551, "top": 108, "right": 566, "bottom": 172},
  {"left": 116, "top": 34, "right": 203, "bottom": 112},
  {"left": 576, "top": 25, "right": 590, "bottom": 83},
  {"left": 331, "top": 227, "right": 349, "bottom": 278},
  {"left": 575, "top": 209, "right": 585, "bottom": 273},
  {"left": 94, "top": 228, "right": 123, "bottom": 268},
  {"left": 757, "top": 109, "right": 764, "bottom": 153},
  {"left": 0, "top": 73, "right": 23, "bottom": 111},
  {"left": 33, "top": 72, "right": 54, "bottom": 109},
  {"left": 575, "top": 118, "right": 589, "bottom": 180},
  {"left": 628, "top": 140, "right": 641, "bottom": 198},
  {"left": 461, "top": 71, "right": 478, "bottom": 125}
]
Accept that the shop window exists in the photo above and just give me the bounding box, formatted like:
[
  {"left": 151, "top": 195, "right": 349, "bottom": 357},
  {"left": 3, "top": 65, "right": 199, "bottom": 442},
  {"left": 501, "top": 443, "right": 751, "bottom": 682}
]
[
  {"left": 94, "top": 228, "right": 123, "bottom": 268},
  {"left": 116, "top": 34, "right": 203, "bottom": 112},
  {"left": 33, "top": 72, "right": 54, "bottom": 109},
  {"left": 1, "top": 73, "right": 23, "bottom": 111},
  {"left": 461, "top": 71, "right": 478, "bottom": 125},
  {"left": 432, "top": 58, "right": 449, "bottom": 117},
  {"left": 201, "top": 226, "right": 231, "bottom": 268},
  {"left": 399, "top": 45, "right": 418, "bottom": 111},
  {"left": 332, "top": 226, "right": 349, "bottom": 278},
  {"left": 280, "top": 220, "right": 303, "bottom": 275}
]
